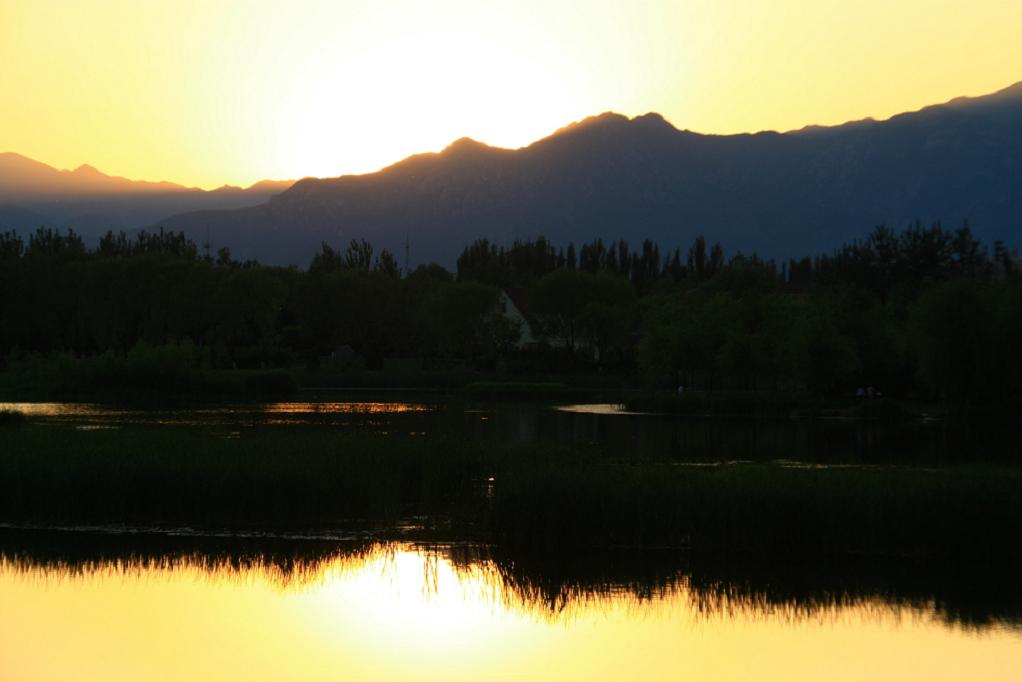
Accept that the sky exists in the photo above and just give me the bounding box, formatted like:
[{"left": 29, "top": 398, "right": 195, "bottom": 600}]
[{"left": 1, "top": 0, "right": 1020, "bottom": 189}]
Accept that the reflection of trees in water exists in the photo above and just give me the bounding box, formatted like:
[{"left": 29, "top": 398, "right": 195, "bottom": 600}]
[
  {"left": 448, "top": 545, "right": 1022, "bottom": 630},
  {"left": 2, "top": 529, "right": 1019, "bottom": 631}
]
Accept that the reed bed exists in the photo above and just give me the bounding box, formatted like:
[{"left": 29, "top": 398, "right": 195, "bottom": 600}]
[{"left": 2, "top": 425, "right": 1020, "bottom": 559}]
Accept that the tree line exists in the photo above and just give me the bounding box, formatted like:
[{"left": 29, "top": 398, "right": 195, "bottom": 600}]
[{"left": 1, "top": 222, "right": 1019, "bottom": 405}]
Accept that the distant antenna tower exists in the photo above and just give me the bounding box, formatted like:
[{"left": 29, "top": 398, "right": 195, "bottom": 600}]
[{"left": 203, "top": 225, "right": 212, "bottom": 260}]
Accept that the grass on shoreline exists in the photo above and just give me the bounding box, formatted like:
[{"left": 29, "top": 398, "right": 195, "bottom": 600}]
[
  {"left": 0, "top": 364, "right": 299, "bottom": 402},
  {"left": 1, "top": 353, "right": 632, "bottom": 403},
  {"left": 2, "top": 425, "right": 1020, "bottom": 559}
]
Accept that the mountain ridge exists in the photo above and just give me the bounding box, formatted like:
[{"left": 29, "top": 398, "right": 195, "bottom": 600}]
[
  {"left": 151, "top": 80, "right": 1022, "bottom": 267},
  {"left": 0, "top": 153, "right": 293, "bottom": 235},
  {"left": 5, "top": 80, "right": 1021, "bottom": 195},
  {"left": 0, "top": 152, "right": 293, "bottom": 196},
  {"left": 3, "top": 81, "right": 1020, "bottom": 265}
]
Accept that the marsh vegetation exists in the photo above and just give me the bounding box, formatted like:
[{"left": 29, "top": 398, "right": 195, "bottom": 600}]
[{"left": 3, "top": 420, "right": 1019, "bottom": 559}]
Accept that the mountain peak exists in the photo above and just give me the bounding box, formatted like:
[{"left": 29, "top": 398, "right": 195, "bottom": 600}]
[
  {"left": 631, "top": 112, "right": 677, "bottom": 132},
  {"left": 444, "top": 136, "right": 489, "bottom": 152},
  {"left": 0, "top": 151, "right": 36, "bottom": 163},
  {"left": 72, "top": 163, "right": 104, "bottom": 177},
  {"left": 543, "top": 112, "right": 682, "bottom": 144},
  {"left": 0, "top": 152, "right": 57, "bottom": 172},
  {"left": 548, "top": 112, "right": 629, "bottom": 139}
]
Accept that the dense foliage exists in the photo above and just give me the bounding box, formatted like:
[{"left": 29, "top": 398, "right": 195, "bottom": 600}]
[{"left": 1, "top": 222, "right": 1019, "bottom": 405}]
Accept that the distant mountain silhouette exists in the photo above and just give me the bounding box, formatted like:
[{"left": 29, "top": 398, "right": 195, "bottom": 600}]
[
  {"left": 0, "top": 153, "right": 292, "bottom": 236},
  {"left": 5, "top": 83, "right": 1021, "bottom": 264},
  {"left": 151, "top": 82, "right": 1022, "bottom": 266}
]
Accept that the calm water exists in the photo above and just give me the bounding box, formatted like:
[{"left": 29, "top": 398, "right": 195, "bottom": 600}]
[
  {"left": 3, "top": 398, "right": 1020, "bottom": 679},
  {"left": 1, "top": 529, "right": 1021, "bottom": 682},
  {"left": 0, "top": 394, "right": 1012, "bottom": 463}
]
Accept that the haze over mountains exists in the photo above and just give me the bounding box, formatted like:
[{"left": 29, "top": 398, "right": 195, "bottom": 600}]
[
  {"left": 4, "top": 81, "right": 1021, "bottom": 266},
  {"left": 0, "top": 153, "right": 291, "bottom": 238}
]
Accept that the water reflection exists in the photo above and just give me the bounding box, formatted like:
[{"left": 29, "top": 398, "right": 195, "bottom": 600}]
[
  {"left": 2, "top": 528, "right": 1020, "bottom": 630},
  {"left": 2, "top": 529, "right": 1020, "bottom": 682},
  {"left": 2, "top": 397, "right": 1017, "bottom": 462},
  {"left": 555, "top": 403, "right": 649, "bottom": 415},
  {"left": 1, "top": 401, "right": 110, "bottom": 418},
  {"left": 264, "top": 401, "right": 432, "bottom": 414},
  {"left": 0, "top": 399, "right": 435, "bottom": 429}
]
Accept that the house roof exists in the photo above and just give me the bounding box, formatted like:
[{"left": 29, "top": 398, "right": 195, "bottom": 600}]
[{"left": 502, "top": 287, "right": 535, "bottom": 325}]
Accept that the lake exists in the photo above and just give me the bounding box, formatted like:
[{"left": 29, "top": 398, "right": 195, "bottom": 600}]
[
  {"left": 1, "top": 397, "right": 1020, "bottom": 680},
  {"left": 0, "top": 393, "right": 1012, "bottom": 464},
  {"left": 1, "top": 528, "right": 1021, "bottom": 682}
]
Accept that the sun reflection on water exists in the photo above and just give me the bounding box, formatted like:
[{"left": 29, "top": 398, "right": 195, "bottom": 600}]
[
  {"left": 1, "top": 542, "right": 1022, "bottom": 682},
  {"left": 262, "top": 402, "right": 433, "bottom": 415},
  {"left": 0, "top": 401, "right": 103, "bottom": 417},
  {"left": 0, "top": 400, "right": 435, "bottom": 430}
]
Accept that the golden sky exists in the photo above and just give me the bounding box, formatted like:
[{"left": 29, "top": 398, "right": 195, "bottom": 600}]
[{"left": 1, "top": 0, "right": 1020, "bottom": 189}]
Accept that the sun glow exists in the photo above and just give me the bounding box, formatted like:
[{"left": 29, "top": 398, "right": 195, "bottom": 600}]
[
  {"left": 276, "top": 21, "right": 597, "bottom": 180},
  {"left": 1, "top": 0, "right": 1021, "bottom": 188},
  {"left": 4, "top": 545, "right": 1022, "bottom": 682}
]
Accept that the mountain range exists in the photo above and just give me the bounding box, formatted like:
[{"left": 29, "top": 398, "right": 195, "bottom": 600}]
[
  {"left": 3, "top": 81, "right": 1021, "bottom": 266},
  {"left": 0, "top": 153, "right": 291, "bottom": 238}
]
